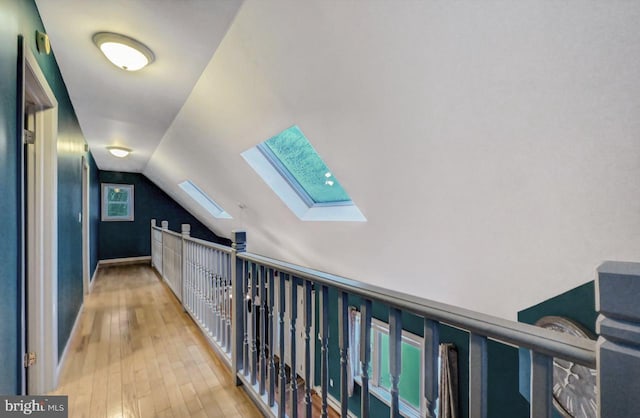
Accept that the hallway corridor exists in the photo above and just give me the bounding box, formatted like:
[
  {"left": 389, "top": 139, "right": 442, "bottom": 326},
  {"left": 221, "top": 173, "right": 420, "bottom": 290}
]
[{"left": 52, "top": 264, "right": 261, "bottom": 418}]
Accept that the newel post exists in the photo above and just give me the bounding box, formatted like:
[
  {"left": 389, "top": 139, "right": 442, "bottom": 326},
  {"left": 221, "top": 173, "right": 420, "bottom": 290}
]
[
  {"left": 231, "top": 230, "right": 247, "bottom": 385},
  {"left": 150, "top": 219, "right": 156, "bottom": 268},
  {"left": 596, "top": 261, "right": 640, "bottom": 418},
  {"left": 160, "top": 221, "right": 168, "bottom": 277},
  {"left": 181, "top": 224, "right": 190, "bottom": 309}
]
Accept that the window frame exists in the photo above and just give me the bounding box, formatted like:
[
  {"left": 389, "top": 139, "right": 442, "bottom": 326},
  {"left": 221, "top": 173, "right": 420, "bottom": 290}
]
[
  {"left": 241, "top": 127, "right": 366, "bottom": 222},
  {"left": 101, "top": 183, "right": 134, "bottom": 222},
  {"left": 256, "top": 142, "right": 353, "bottom": 208},
  {"left": 178, "top": 180, "right": 232, "bottom": 219},
  {"left": 353, "top": 316, "right": 424, "bottom": 418}
]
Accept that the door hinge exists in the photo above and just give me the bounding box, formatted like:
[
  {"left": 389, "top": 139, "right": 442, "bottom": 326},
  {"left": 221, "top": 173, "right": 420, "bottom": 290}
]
[
  {"left": 23, "top": 129, "right": 35, "bottom": 145},
  {"left": 24, "top": 352, "right": 36, "bottom": 368}
]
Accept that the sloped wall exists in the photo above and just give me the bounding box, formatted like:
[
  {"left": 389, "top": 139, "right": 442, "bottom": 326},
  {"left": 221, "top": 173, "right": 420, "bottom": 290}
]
[{"left": 145, "top": 1, "right": 640, "bottom": 319}]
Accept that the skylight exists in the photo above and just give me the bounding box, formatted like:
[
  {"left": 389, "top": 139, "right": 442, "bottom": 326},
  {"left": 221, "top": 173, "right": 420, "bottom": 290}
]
[
  {"left": 260, "top": 126, "right": 351, "bottom": 204},
  {"left": 242, "top": 125, "right": 366, "bottom": 221},
  {"left": 179, "top": 180, "right": 232, "bottom": 219}
]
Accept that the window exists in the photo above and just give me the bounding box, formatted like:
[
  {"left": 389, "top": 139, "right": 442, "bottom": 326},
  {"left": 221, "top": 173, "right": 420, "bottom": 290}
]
[
  {"left": 101, "top": 183, "right": 134, "bottom": 221},
  {"left": 242, "top": 125, "right": 366, "bottom": 221},
  {"left": 351, "top": 313, "right": 424, "bottom": 418},
  {"left": 179, "top": 180, "right": 231, "bottom": 219}
]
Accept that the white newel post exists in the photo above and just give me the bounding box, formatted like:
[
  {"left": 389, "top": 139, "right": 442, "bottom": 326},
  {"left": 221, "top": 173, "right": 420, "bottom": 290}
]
[
  {"left": 161, "top": 221, "right": 168, "bottom": 279},
  {"left": 181, "top": 224, "right": 191, "bottom": 312},
  {"left": 596, "top": 261, "right": 640, "bottom": 418},
  {"left": 150, "top": 219, "right": 156, "bottom": 268}
]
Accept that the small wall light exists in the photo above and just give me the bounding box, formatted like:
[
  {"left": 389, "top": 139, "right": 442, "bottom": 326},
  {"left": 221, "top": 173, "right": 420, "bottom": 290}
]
[
  {"left": 93, "top": 32, "right": 155, "bottom": 71},
  {"left": 107, "top": 146, "right": 131, "bottom": 158}
]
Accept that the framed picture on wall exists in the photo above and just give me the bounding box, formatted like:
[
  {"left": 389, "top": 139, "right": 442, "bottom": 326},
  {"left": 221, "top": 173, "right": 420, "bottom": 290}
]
[{"left": 101, "top": 183, "right": 134, "bottom": 221}]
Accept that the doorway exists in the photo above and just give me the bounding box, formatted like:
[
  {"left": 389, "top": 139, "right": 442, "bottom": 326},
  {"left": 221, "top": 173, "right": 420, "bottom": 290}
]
[
  {"left": 82, "top": 157, "right": 90, "bottom": 298},
  {"left": 20, "top": 39, "right": 59, "bottom": 394}
]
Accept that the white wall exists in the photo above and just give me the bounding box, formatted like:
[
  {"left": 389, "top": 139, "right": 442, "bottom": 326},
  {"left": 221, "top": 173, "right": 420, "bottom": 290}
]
[{"left": 145, "top": 1, "right": 640, "bottom": 319}]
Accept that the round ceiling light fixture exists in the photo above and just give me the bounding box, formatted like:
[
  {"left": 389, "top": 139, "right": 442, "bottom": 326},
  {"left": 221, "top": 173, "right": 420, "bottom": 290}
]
[
  {"left": 93, "top": 32, "right": 155, "bottom": 71},
  {"left": 107, "top": 146, "right": 131, "bottom": 158}
]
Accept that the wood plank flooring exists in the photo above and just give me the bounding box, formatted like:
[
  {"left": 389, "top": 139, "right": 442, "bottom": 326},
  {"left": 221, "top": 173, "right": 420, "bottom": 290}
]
[{"left": 52, "top": 264, "right": 262, "bottom": 418}]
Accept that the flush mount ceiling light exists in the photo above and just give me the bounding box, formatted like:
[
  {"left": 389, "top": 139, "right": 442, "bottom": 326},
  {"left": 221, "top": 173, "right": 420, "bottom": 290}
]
[
  {"left": 93, "top": 32, "right": 155, "bottom": 71},
  {"left": 107, "top": 146, "right": 131, "bottom": 158}
]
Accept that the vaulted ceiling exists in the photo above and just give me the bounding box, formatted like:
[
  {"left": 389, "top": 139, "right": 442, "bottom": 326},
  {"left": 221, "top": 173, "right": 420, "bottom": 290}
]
[{"left": 36, "top": 1, "right": 640, "bottom": 319}]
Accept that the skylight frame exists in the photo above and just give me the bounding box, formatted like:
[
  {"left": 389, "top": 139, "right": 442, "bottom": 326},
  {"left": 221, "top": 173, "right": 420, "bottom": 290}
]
[
  {"left": 256, "top": 142, "right": 354, "bottom": 208},
  {"left": 179, "top": 180, "right": 232, "bottom": 219},
  {"left": 242, "top": 126, "right": 366, "bottom": 222}
]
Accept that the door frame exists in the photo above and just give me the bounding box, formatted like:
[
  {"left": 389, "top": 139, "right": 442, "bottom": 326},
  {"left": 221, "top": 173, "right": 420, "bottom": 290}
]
[
  {"left": 82, "top": 156, "right": 90, "bottom": 297},
  {"left": 22, "top": 44, "right": 59, "bottom": 394}
]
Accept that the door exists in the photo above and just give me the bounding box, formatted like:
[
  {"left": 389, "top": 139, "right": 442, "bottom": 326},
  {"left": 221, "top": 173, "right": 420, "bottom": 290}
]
[
  {"left": 19, "top": 39, "right": 60, "bottom": 395},
  {"left": 24, "top": 107, "right": 37, "bottom": 393},
  {"left": 82, "top": 157, "right": 90, "bottom": 297}
]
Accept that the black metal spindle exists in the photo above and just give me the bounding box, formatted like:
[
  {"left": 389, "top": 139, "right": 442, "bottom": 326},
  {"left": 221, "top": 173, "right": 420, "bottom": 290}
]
[
  {"left": 242, "top": 260, "right": 250, "bottom": 376},
  {"left": 338, "top": 291, "right": 349, "bottom": 417},
  {"left": 289, "top": 276, "right": 299, "bottom": 418},
  {"left": 424, "top": 319, "right": 440, "bottom": 418},
  {"left": 389, "top": 307, "right": 402, "bottom": 418},
  {"left": 226, "top": 253, "right": 232, "bottom": 354},
  {"left": 303, "top": 280, "right": 313, "bottom": 418},
  {"left": 268, "top": 268, "right": 276, "bottom": 407},
  {"left": 360, "top": 299, "right": 372, "bottom": 418},
  {"left": 319, "top": 285, "right": 329, "bottom": 418},
  {"left": 278, "top": 272, "right": 287, "bottom": 418},
  {"left": 250, "top": 262, "right": 258, "bottom": 385},
  {"left": 259, "top": 265, "right": 267, "bottom": 396}
]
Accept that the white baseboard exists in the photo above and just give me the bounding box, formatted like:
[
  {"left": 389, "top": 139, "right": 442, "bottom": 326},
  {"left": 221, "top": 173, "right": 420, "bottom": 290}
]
[
  {"left": 98, "top": 256, "right": 151, "bottom": 266},
  {"left": 56, "top": 301, "right": 84, "bottom": 384}
]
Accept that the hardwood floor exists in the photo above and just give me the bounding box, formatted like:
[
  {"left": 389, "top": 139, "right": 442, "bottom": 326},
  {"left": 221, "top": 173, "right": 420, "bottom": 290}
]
[{"left": 52, "top": 264, "right": 262, "bottom": 418}]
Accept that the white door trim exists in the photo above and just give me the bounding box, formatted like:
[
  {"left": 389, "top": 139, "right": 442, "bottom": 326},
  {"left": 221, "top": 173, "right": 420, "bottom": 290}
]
[
  {"left": 24, "top": 47, "right": 59, "bottom": 394},
  {"left": 82, "top": 156, "right": 90, "bottom": 298}
]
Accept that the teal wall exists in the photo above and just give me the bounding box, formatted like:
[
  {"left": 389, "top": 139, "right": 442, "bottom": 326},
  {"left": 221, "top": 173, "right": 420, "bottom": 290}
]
[
  {"left": 99, "top": 171, "right": 230, "bottom": 260},
  {"left": 314, "top": 289, "right": 529, "bottom": 418},
  {"left": 518, "top": 281, "right": 596, "bottom": 334},
  {"left": 0, "top": 2, "right": 24, "bottom": 395},
  {"left": 0, "top": 0, "right": 92, "bottom": 390},
  {"left": 517, "top": 281, "right": 596, "bottom": 418}
]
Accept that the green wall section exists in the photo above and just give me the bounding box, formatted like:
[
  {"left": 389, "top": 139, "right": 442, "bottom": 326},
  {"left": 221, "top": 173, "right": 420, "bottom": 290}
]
[
  {"left": 0, "top": 2, "right": 24, "bottom": 395},
  {"left": 518, "top": 281, "right": 596, "bottom": 334},
  {"left": 314, "top": 289, "right": 529, "bottom": 418},
  {"left": 99, "top": 171, "right": 230, "bottom": 260},
  {"left": 0, "top": 0, "right": 93, "bottom": 391},
  {"left": 517, "top": 281, "right": 596, "bottom": 418}
]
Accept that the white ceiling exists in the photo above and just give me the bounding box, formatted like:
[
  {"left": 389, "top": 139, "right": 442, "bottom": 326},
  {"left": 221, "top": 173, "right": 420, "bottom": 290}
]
[
  {"left": 36, "top": 1, "right": 640, "bottom": 319},
  {"left": 35, "top": 0, "right": 243, "bottom": 172}
]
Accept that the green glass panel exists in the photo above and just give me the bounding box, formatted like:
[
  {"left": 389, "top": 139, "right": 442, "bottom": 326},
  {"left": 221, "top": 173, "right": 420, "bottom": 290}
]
[
  {"left": 263, "top": 126, "right": 351, "bottom": 204},
  {"left": 107, "top": 203, "right": 129, "bottom": 217},
  {"left": 378, "top": 333, "right": 422, "bottom": 410},
  {"left": 108, "top": 187, "right": 128, "bottom": 202}
]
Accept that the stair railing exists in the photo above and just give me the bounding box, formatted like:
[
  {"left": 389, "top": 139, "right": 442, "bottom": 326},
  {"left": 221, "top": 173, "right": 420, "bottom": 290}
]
[{"left": 150, "top": 219, "right": 639, "bottom": 418}]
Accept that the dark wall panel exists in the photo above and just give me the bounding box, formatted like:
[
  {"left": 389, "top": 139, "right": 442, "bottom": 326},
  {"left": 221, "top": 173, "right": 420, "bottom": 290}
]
[
  {"left": 0, "top": 3, "right": 22, "bottom": 395},
  {"left": 98, "top": 171, "right": 230, "bottom": 260}
]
